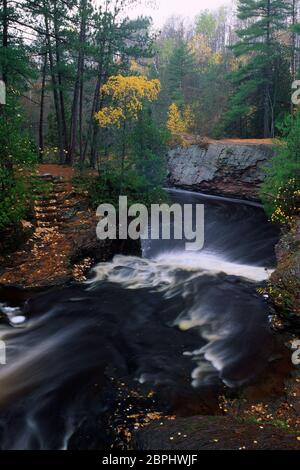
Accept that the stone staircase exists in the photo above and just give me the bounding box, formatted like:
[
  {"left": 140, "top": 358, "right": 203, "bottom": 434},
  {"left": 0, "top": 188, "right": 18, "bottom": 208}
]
[{"left": 33, "top": 173, "right": 72, "bottom": 230}]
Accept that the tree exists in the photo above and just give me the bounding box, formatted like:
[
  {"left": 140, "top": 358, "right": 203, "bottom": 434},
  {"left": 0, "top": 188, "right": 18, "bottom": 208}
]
[
  {"left": 68, "top": 0, "right": 90, "bottom": 164},
  {"left": 1, "top": 0, "right": 8, "bottom": 85},
  {"left": 152, "top": 8, "right": 235, "bottom": 137},
  {"left": 39, "top": 49, "right": 47, "bottom": 161},
  {"left": 83, "top": 3, "right": 154, "bottom": 167},
  {"left": 261, "top": 110, "right": 300, "bottom": 223},
  {"left": 129, "top": 106, "right": 168, "bottom": 201},
  {"left": 195, "top": 10, "right": 218, "bottom": 51},
  {"left": 0, "top": 0, "right": 38, "bottom": 228},
  {"left": 81, "top": 74, "right": 166, "bottom": 207},
  {"left": 164, "top": 40, "right": 197, "bottom": 109},
  {"left": 1, "top": 0, "right": 155, "bottom": 166},
  {"left": 223, "top": 0, "right": 292, "bottom": 138},
  {"left": 95, "top": 75, "right": 160, "bottom": 175},
  {"left": 166, "top": 103, "right": 186, "bottom": 134},
  {"left": 291, "top": 0, "right": 297, "bottom": 81}
]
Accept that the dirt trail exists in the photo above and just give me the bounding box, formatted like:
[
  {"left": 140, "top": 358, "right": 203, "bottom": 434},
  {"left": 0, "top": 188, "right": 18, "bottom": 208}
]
[
  {"left": 208, "top": 137, "right": 274, "bottom": 145},
  {"left": 0, "top": 166, "right": 96, "bottom": 288},
  {"left": 179, "top": 134, "right": 275, "bottom": 146}
]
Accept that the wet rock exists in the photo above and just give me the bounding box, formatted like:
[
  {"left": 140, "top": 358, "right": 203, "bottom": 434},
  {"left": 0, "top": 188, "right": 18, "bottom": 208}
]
[{"left": 133, "top": 415, "right": 300, "bottom": 450}]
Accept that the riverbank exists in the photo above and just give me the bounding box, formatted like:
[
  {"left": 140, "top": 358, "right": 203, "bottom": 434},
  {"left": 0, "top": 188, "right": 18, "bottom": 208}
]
[
  {"left": 0, "top": 166, "right": 140, "bottom": 289},
  {"left": 167, "top": 140, "right": 275, "bottom": 201},
  {"left": 0, "top": 166, "right": 299, "bottom": 451},
  {"left": 269, "top": 216, "right": 300, "bottom": 324}
]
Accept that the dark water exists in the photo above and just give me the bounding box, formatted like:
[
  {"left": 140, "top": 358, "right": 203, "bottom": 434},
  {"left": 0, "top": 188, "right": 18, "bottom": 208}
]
[{"left": 0, "top": 190, "right": 280, "bottom": 450}]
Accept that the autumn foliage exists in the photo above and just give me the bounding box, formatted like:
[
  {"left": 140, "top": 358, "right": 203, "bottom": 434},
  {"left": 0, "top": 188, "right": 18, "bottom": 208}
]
[
  {"left": 95, "top": 75, "right": 161, "bottom": 128},
  {"left": 166, "top": 103, "right": 195, "bottom": 141}
]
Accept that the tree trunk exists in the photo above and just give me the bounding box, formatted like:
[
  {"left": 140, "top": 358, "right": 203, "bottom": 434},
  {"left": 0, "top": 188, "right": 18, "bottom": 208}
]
[
  {"left": 2, "top": 0, "right": 8, "bottom": 85},
  {"left": 82, "top": 70, "right": 102, "bottom": 164},
  {"left": 263, "top": 85, "right": 271, "bottom": 138},
  {"left": 89, "top": 92, "right": 103, "bottom": 167},
  {"left": 53, "top": 1, "right": 68, "bottom": 154},
  {"left": 291, "top": 0, "right": 297, "bottom": 82},
  {"left": 263, "top": 0, "right": 271, "bottom": 138},
  {"left": 39, "top": 52, "right": 47, "bottom": 162},
  {"left": 119, "top": 119, "right": 127, "bottom": 193},
  {"left": 85, "top": 3, "right": 115, "bottom": 166},
  {"left": 79, "top": 72, "right": 84, "bottom": 163},
  {"left": 0, "top": 0, "right": 8, "bottom": 121},
  {"left": 69, "top": 0, "right": 87, "bottom": 165},
  {"left": 43, "top": 2, "right": 65, "bottom": 163},
  {"left": 89, "top": 45, "right": 113, "bottom": 167}
]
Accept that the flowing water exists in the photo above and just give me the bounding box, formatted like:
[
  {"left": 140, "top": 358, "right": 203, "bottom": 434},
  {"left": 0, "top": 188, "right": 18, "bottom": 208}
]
[{"left": 0, "top": 189, "right": 280, "bottom": 450}]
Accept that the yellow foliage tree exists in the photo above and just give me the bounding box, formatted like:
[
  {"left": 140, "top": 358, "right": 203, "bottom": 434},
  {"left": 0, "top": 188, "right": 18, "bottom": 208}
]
[
  {"left": 95, "top": 75, "right": 161, "bottom": 128},
  {"left": 167, "top": 103, "right": 186, "bottom": 134},
  {"left": 167, "top": 103, "right": 195, "bottom": 135},
  {"left": 188, "top": 34, "right": 213, "bottom": 67}
]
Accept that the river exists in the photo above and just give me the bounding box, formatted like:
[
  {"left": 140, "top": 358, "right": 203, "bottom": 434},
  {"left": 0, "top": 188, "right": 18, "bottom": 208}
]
[{"left": 0, "top": 189, "right": 280, "bottom": 450}]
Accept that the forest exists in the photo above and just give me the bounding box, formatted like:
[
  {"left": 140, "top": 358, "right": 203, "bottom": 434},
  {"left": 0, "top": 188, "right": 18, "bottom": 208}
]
[{"left": 0, "top": 0, "right": 299, "bottom": 234}]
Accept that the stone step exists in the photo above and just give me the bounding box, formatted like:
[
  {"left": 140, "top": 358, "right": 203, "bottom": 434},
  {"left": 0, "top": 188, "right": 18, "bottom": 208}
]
[
  {"left": 53, "top": 180, "right": 67, "bottom": 186},
  {"left": 36, "top": 213, "right": 59, "bottom": 222},
  {"left": 35, "top": 207, "right": 58, "bottom": 214},
  {"left": 51, "top": 189, "right": 68, "bottom": 196},
  {"left": 36, "top": 173, "right": 55, "bottom": 181},
  {"left": 36, "top": 221, "right": 55, "bottom": 228},
  {"left": 35, "top": 199, "right": 72, "bottom": 208}
]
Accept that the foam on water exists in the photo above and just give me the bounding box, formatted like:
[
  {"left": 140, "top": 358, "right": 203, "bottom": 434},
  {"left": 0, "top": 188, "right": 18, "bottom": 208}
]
[
  {"left": 155, "top": 251, "right": 273, "bottom": 282},
  {"left": 87, "top": 250, "right": 274, "bottom": 389},
  {"left": 89, "top": 251, "right": 272, "bottom": 291}
]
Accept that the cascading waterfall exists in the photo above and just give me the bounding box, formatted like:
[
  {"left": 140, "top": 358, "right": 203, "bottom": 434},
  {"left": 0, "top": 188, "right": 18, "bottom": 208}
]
[{"left": 0, "top": 190, "right": 280, "bottom": 450}]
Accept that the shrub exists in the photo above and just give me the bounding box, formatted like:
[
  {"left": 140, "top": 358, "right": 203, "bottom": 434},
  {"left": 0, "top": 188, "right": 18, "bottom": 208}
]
[
  {"left": 0, "top": 99, "right": 37, "bottom": 230},
  {"left": 261, "top": 110, "right": 300, "bottom": 225}
]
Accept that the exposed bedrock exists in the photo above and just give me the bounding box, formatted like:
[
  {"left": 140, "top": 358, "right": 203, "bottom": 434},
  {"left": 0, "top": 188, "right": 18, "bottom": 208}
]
[{"left": 167, "top": 143, "right": 275, "bottom": 201}]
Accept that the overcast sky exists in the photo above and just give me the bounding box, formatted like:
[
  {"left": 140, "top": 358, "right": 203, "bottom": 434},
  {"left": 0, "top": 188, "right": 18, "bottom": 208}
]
[{"left": 128, "top": 0, "right": 231, "bottom": 27}]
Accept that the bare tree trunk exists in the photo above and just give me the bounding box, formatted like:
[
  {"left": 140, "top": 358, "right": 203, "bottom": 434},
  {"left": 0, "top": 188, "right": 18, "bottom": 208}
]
[
  {"left": 263, "top": 0, "right": 271, "bottom": 138},
  {"left": 84, "top": 1, "right": 116, "bottom": 166},
  {"left": 43, "top": 2, "right": 65, "bottom": 163},
  {"left": 69, "top": 0, "right": 87, "bottom": 165},
  {"left": 2, "top": 0, "right": 8, "bottom": 85},
  {"left": 291, "top": 0, "right": 297, "bottom": 82},
  {"left": 0, "top": 0, "right": 8, "bottom": 122},
  {"left": 82, "top": 70, "right": 102, "bottom": 164},
  {"left": 1, "top": 0, "right": 9, "bottom": 170},
  {"left": 53, "top": 1, "right": 68, "bottom": 154},
  {"left": 39, "top": 52, "right": 47, "bottom": 162},
  {"left": 89, "top": 43, "right": 113, "bottom": 167},
  {"left": 89, "top": 90, "right": 103, "bottom": 167},
  {"left": 79, "top": 72, "right": 84, "bottom": 163}
]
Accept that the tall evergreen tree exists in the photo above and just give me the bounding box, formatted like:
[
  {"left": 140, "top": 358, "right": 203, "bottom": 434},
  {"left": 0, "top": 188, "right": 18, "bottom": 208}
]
[
  {"left": 164, "top": 40, "right": 197, "bottom": 109},
  {"left": 223, "top": 0, "right": 292, "bottom": 138}
]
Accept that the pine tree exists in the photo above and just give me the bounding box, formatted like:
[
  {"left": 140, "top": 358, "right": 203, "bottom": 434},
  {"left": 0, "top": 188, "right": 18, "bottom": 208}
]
[
  {"left": 223, "top": 0, "right": 292, "bottom": 138},
  {"left": 165, "top": 40, "right": 197, "bottom": 109}
]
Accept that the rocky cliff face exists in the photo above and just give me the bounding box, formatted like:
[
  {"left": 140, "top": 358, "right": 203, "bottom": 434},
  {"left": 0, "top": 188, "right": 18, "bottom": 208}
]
[{"left": 167, "top": 143, "right": 275, "bottom": 201}]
